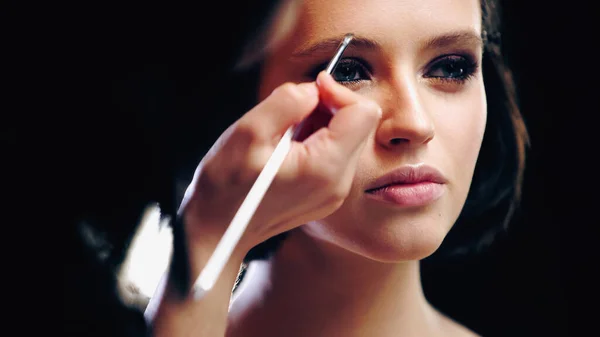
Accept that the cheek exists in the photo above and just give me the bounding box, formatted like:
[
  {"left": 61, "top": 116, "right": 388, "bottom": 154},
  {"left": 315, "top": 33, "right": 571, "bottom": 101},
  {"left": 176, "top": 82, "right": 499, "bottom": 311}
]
[
  {"left": 258, "top": 64, "right": 280, "bottom": 101},
  {"left": 258, "top": 50, "right": 296, "bottom": 100},
  {"left": 437, "top": 85, "right": 487, "bottom": 183}
]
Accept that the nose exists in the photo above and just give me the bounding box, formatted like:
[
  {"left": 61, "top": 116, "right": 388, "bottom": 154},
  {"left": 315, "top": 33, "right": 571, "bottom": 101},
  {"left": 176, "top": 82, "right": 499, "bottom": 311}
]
[{"left": 375, "top": 74, "right": 435, "bottom": 149}]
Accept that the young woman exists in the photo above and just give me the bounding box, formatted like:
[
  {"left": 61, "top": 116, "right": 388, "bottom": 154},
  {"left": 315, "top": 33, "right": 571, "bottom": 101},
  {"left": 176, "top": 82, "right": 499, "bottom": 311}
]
[{"left": 147, "top": 0, "right": 528, "bottom": 336}]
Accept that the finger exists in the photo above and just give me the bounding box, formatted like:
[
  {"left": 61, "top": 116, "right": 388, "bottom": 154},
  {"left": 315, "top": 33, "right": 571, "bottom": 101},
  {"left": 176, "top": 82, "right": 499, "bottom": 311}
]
[
  {"left": 303, "top": 100, "right": 381, "bottom": 159},
  {"left": 316, "top": 71, "right": 365, "bottom": 114},
  {"left": 305, "top": 72, "right": 382, "bottom": 155},
  {"left": 240, "top": 82, "right": 320, "bottom": 141}
]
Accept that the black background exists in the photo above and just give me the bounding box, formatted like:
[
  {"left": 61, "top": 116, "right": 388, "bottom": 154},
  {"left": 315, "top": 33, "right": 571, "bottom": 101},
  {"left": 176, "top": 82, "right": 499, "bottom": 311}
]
[{"left": 62, "top": 0, "right": 578, "bottom": 336}]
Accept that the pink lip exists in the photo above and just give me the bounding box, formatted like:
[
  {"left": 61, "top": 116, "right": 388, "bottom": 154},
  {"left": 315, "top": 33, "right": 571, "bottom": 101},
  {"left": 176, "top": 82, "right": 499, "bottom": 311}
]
[{"left": 365, "top": 164, "right": 447, "bottom": 207}]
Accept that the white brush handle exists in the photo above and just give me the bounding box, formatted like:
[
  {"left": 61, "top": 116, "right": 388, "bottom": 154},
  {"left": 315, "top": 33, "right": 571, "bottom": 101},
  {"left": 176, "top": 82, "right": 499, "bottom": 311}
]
[{"left": 192, "top": 126, "right": 294, "bottom": 298}]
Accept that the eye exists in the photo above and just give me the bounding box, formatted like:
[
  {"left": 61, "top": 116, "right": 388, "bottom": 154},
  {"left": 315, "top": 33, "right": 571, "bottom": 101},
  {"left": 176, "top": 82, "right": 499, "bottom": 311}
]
[
  {"left": 307, "top": 57, "right": 371, "bottom": 84},
  {"left": 331, "top": 58, "right": 370, "bottom": 83},
  {"left": 424, "top": 55, "right": 477, "bottom": 83}
]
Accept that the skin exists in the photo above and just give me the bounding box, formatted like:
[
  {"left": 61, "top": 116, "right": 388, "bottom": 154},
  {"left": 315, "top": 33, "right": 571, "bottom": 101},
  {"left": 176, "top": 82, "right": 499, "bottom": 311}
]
[
  {"left": 229, "top": 0, "right": 486, "bottom": 336},
  {"left": 148, "top": 0, "right": 486, "bottom": 336}
]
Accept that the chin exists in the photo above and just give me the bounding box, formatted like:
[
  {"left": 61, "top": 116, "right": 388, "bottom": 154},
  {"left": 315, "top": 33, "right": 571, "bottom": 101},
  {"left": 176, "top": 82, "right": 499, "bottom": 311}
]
[
  {"left": 357, "top": 232, "right": 447, "bottom": 263},
  {"left": 306, "top": 215, "right": 453, "bottom": 263},
  {"left": 354, "top": 222, "right": 452, "bottom": 262}
]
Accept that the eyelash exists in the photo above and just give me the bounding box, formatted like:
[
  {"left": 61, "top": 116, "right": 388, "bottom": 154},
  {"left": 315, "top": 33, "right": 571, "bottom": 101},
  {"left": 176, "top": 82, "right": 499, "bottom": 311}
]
[
  {"left": 423, "top": 55, "right": 478, "bottom": 84},
  {"left": 307, "top": 57, "right": 370, "bottom": 84},
  {"left": 306, "top": 54, "right": 478, "bottom": 85}
]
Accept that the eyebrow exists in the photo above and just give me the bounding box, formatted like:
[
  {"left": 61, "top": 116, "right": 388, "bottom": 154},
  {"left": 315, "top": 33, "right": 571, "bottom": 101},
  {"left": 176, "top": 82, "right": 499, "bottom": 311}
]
[
  {"left": 422, "top": 30, "right": 483, "bottom": 50},
  {"left": 290, "top": 31, "right": 482, "bottom": 58},
  {"left": 291, "top": 35, "right": 381, "bottom": 58}
]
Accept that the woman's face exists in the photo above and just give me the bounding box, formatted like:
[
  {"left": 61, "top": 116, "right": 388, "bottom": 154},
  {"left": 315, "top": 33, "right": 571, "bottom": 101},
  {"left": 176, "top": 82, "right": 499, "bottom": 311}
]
[{"left": 259, "top": 0, "right": 486, "bottom": 261}]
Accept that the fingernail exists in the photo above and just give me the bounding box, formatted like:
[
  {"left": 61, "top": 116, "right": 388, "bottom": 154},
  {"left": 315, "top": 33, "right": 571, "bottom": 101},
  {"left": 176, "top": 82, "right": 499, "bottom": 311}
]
[{"left": 315, "top": 71, "right": 330, "bottom": 87}]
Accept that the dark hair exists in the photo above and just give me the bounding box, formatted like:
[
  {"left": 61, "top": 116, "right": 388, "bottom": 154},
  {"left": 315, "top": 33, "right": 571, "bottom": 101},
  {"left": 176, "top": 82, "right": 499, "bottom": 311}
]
[{"left": 240, "top": 0, "right": 529, "bottom": 263}]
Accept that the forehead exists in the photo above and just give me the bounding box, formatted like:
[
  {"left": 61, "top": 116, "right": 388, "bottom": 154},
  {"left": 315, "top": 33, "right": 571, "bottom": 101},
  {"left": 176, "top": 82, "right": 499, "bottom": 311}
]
[{"left": 289, "top": 0, "right": 482, "bottom": 49}]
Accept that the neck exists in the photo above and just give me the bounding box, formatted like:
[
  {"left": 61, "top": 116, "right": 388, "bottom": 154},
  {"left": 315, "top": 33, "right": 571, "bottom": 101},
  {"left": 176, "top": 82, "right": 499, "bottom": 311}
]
[{"left": 228, "top": 229, "right": 444, "bottom": 337}]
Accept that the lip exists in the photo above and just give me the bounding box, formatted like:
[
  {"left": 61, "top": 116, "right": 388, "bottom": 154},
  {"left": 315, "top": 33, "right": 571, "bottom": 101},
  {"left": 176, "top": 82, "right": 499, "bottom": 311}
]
[{"left": 365, "top": 164, "right": 447, "bottom": 207}]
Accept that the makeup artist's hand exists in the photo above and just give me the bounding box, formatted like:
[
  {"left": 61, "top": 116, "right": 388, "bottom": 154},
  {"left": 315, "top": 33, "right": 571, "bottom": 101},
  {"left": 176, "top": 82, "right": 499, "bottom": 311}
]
[
  {"left": 181, "top": 71, "right": 382, "bottom": 256},
  {"left": 147, "top": 71, "right": 381, "bottom": 337}
]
